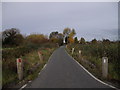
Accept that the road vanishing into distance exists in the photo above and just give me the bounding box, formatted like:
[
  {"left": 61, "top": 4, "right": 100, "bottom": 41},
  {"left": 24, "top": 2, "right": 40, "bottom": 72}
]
[{"left": 25, "top": 46, "right": 115, "bottom": 89}]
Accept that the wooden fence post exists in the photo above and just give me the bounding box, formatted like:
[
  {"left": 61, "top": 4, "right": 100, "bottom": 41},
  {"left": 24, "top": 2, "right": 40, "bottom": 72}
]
[
  {"left": 102, "top": 57, "right": 108, "bottom": 78},
  {"left": 16, "top": 58, "right": 23, "bottom": 80},
  {"left": 38, "top": 51, "right": 43, "bottom": 63}
]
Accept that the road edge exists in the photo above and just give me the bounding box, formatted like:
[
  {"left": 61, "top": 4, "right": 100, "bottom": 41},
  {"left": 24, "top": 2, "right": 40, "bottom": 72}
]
[
  {"left": 19, "top": 48, "right": 57, "bottom": 90},
  {"left": 65, "top": 49, "right": 119, "bottom": 90}
]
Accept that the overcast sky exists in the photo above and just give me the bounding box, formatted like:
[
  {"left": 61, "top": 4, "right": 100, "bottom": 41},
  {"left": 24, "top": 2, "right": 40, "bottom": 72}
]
[{"left": 2, "top": 2, "right": 118, "bottom": 41}]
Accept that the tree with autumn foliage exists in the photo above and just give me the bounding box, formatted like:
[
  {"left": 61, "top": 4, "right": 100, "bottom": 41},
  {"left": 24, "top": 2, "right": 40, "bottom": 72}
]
[
  {"left": 26, "top": 34, "right": 48, "bottom": 44},
  {"left": 49, "top": 31, "right": 63, "bottom": 46},
  {"left": 63, "top": 28, "right": 71, "bottom": 44},
  {"left": 63, "top": 28, "right": 76, "bottom": 44},
  {"left": 68, "top": 29, "right": 76, "bottom": 43}
]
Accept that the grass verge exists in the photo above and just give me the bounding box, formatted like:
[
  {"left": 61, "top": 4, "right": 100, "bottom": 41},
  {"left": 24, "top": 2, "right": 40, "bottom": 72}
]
[
  {"left": 2, "top": 45, "right": 57, "bottom": 88},
  {"left": 66, "top": 43, "right": 120, "bottom": 88}
]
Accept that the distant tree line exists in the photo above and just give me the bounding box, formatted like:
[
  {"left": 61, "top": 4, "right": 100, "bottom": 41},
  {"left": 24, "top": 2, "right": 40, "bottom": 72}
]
[
  {"left": 2, "top": 28, "right": 49, "bottom": 48},
  {"left": 2, "top": 28, "right": 119, "bottom": 48}
]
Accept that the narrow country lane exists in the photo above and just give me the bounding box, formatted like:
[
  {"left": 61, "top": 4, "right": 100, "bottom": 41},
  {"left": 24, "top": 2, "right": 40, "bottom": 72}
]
[{"left": 25, "top": 46, "right": 115, "bottom": 89}]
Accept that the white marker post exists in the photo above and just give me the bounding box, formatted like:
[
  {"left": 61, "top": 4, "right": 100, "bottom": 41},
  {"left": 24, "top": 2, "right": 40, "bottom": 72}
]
[
  {"left": 16, "top": 58, "right": 23, "bottom": 80},
  {"left": 102, "top": 57, "right": 108, "bottom": 78},
  {"left": 38, "top": 51, "right": 43, "bottom": 63},
  {"left": 72, "top": 48, "right": 74, "bottom": 55},
  {"left": 78, "top": 50, "right": 81, "bottom": 59},
  {"left": 66, "top": 45, "right": 67, "bottom": 48}
]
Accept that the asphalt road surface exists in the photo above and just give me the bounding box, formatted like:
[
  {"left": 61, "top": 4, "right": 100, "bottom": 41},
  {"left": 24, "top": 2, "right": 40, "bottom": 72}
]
[{"left": 25, "top": 46, "right": 115, "bottom": 88}]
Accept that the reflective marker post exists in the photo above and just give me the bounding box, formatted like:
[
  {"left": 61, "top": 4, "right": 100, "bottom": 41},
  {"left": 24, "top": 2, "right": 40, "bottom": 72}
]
[
  {"left": 102, "top": 57, "right": 108, "bottom": 78},
  {"left": 66, "top": 45, "right": 67, "bottom": 48},
  {"left": 16, "top": 58, "right": 23, "bottom": 80},
  {"left": 72, "top": 48, "right": 74, "bottom": 55},
  {"left": 78, "top": 50, "right": 81, "bottom": 59}
]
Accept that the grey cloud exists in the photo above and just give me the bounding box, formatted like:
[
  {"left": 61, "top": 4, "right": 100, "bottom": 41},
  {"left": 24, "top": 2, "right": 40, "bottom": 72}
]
[{"left": 2, "top": 2, "right": 118, "bottom": 41}]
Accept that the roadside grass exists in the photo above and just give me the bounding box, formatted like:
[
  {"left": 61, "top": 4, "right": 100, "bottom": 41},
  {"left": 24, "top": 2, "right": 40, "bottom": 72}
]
[
  {"left": 66, "top": 43, "right": 120, "bottom": 88},
  {"left": 2, "top": 43, "right": 57, "bottom": 88}
]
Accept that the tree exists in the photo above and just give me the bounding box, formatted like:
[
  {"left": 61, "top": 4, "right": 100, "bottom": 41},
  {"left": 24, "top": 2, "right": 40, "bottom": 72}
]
[
  {"left": 49, "top": 31, "right": 58, "bottom": 39},
  {"left": 63, "top": 28, "right": 76, "bottom": 44},
  {"left": 14, "top": 34, "right": 24, "bottom": 46},
  {"left": 69, "top": 29, "right": 76, "bottom": 37},
  {"left": 68, "top": 29, "right": 76, "bottom": 43},
  {"left": 71, "top": 29, "right": 76, "bottom": 36},
  {"left": 74, "top": 37, "right": 78, "bottom": 43},
  {"left": 102, "top": 39, "right": 110, "bottom": 44},
  {"left": 68, "top": 37, "right": 74, "bottom": 43},
  {"left": 58, "top": 33, "right": 64, "bottom": 39},
  {"left": 49, "top": 32, "right": 63, "bottom": 46},
  {"left": 50, "top": 38, "right": 59, "bottom": 43},
  {"left": 2, "top": 28, "right": 24, "bottom": 47},
  {"left": 26, "top": 34, "right": 48, "bottom": 44},
  {"left": 63, "top": 28, "right": 71, "bottom": 44},
  {"left": 79, "top": 37, "right": 85, "bottom": 44},
  {"left": 63, "top": 28, "right": 71, "bottom": 37},
  {"left": 57, "top": 33, "right": 64, "bottom": 45},
  {"left": 91, "top": 38, "right": 97, "bottom": 44}
]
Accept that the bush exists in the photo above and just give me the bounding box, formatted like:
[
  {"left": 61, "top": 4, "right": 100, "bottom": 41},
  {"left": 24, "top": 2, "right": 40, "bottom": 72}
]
[{"left": 26, "top": 34, "right": 48, "bottom": 44}]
